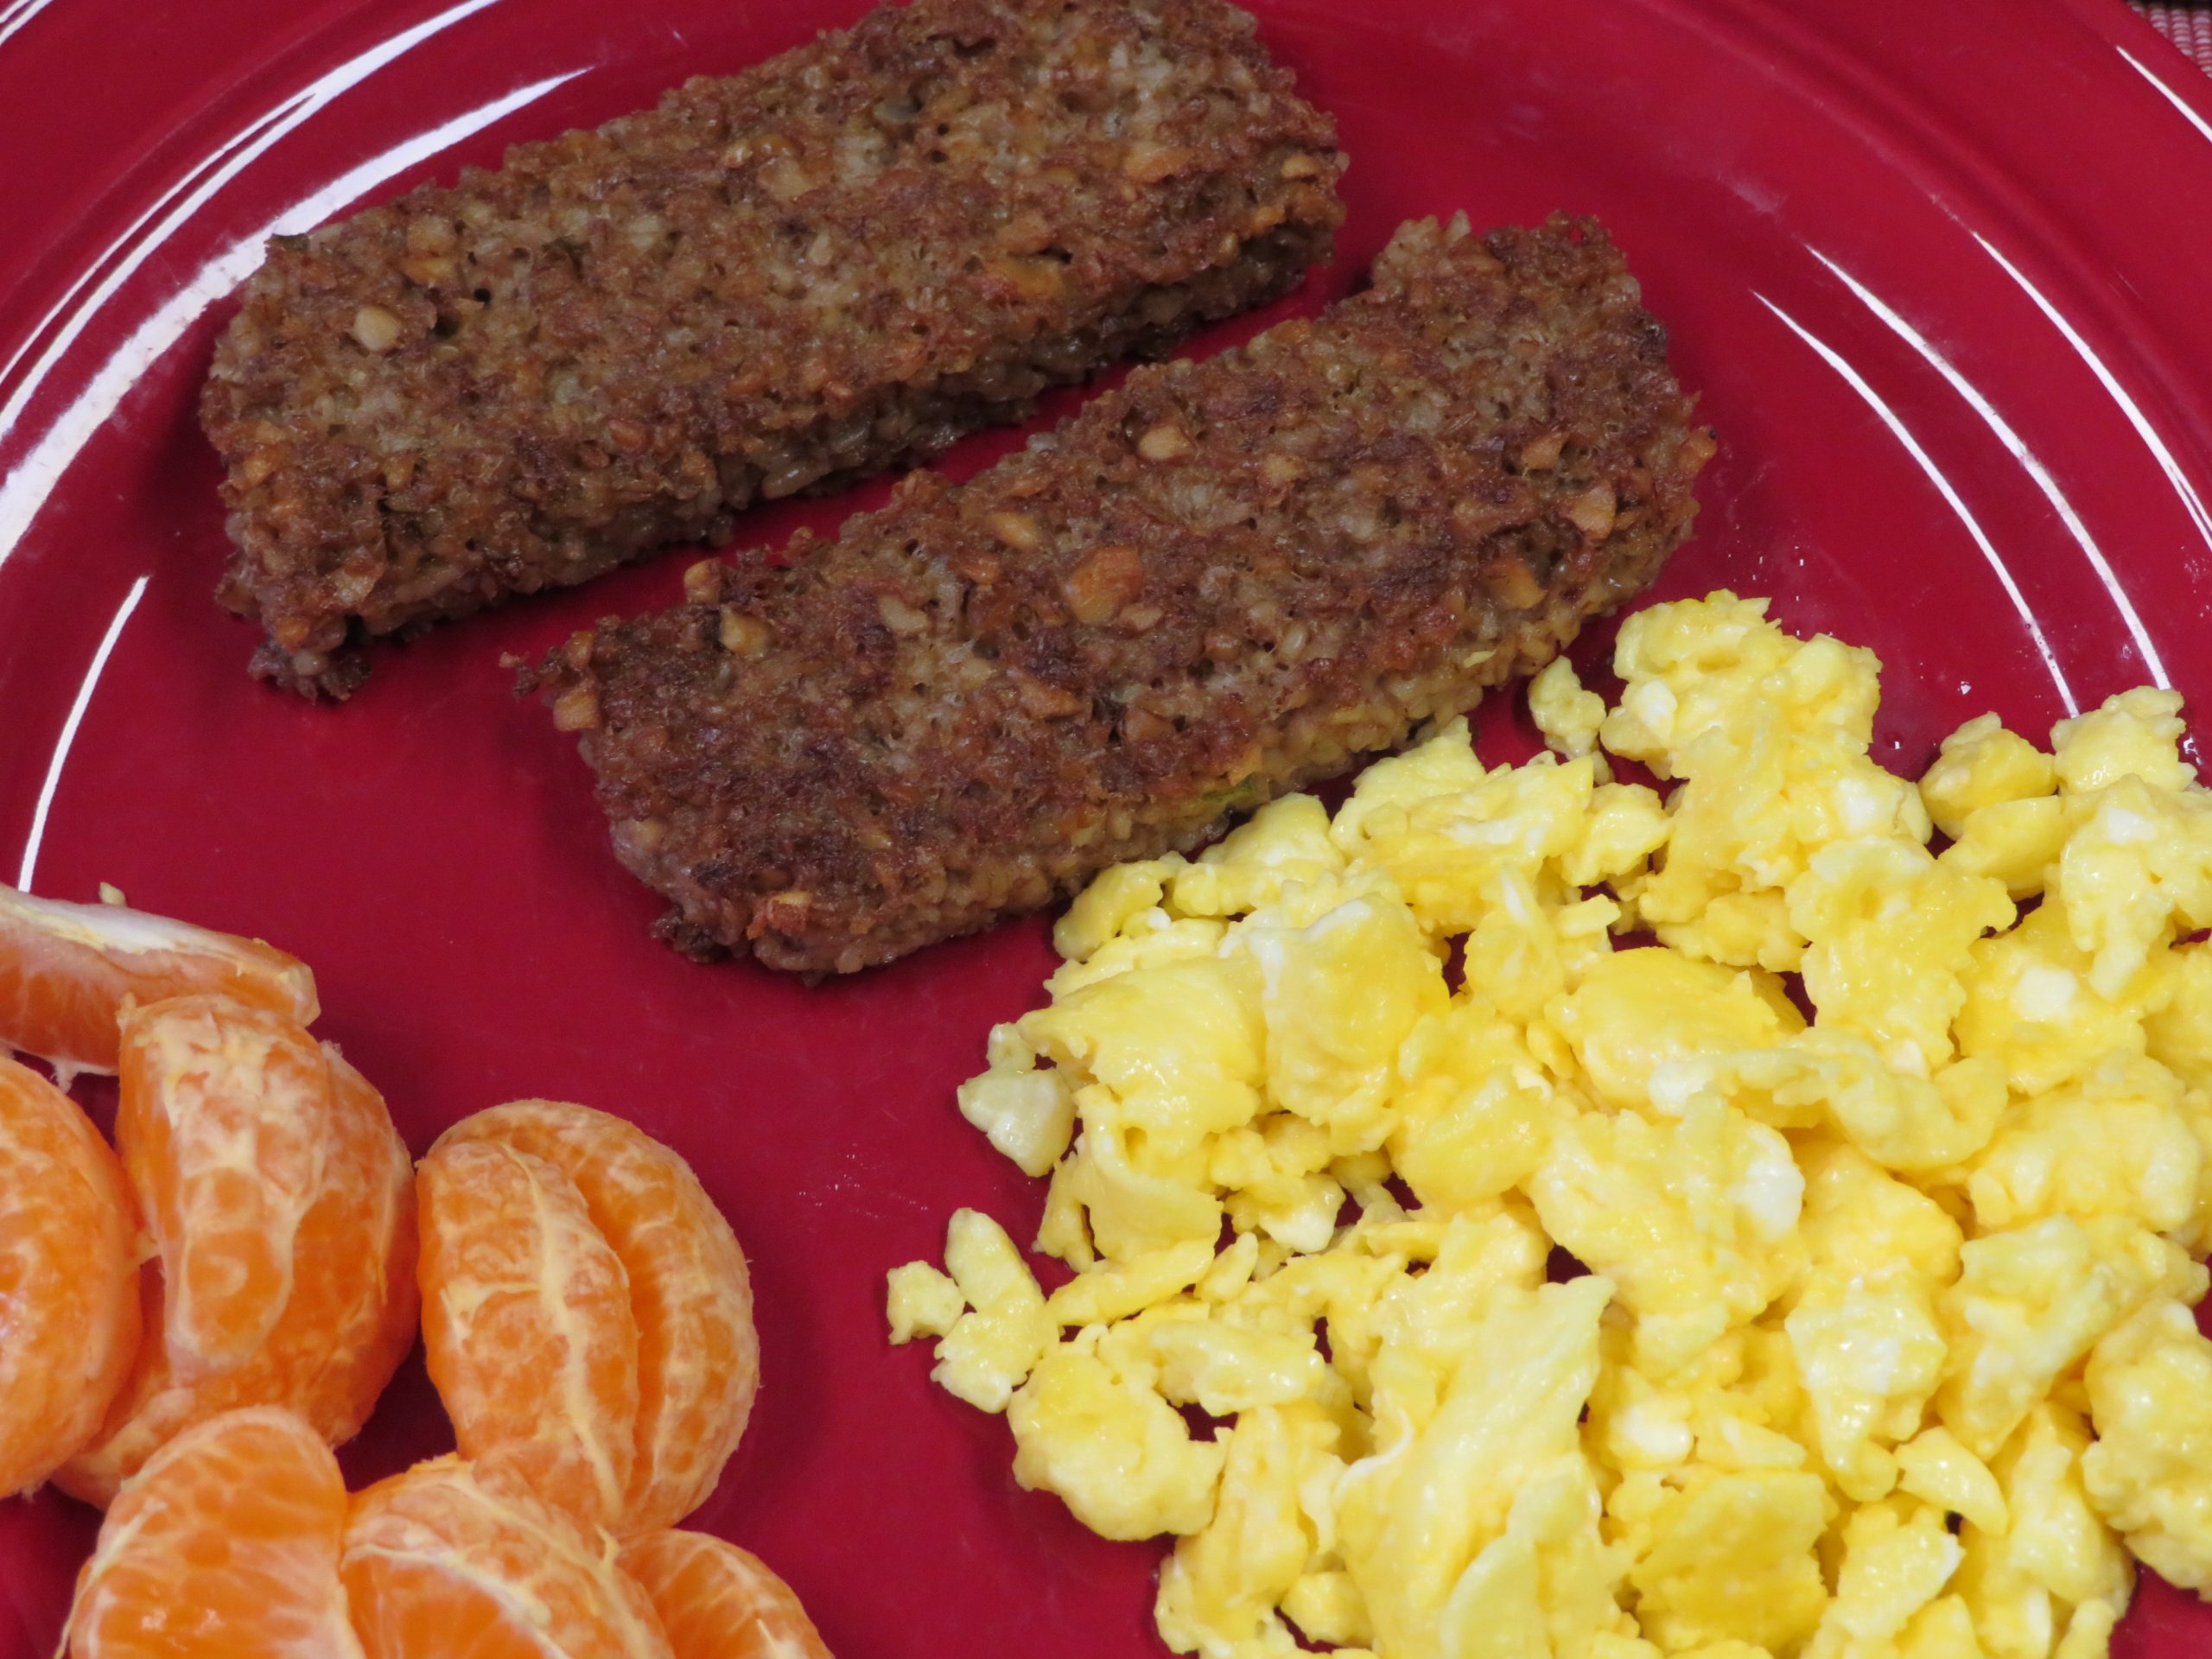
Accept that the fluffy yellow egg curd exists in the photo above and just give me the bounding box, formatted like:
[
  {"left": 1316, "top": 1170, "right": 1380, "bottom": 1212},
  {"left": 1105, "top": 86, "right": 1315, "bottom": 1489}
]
[{"left": 887, "top": 593, "right": 2212, "bottom": 1659}]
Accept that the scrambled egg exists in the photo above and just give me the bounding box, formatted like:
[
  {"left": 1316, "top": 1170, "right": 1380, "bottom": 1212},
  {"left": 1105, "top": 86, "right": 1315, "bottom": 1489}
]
[{"left": 889, "top": 592, "right": 2212, "bottom": 1658}]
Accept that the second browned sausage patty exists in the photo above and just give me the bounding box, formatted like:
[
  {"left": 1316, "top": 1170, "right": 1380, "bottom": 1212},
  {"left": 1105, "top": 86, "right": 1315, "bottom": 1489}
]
[{"left": 533, "top": 214, "right": 1714, "bottom": 975}]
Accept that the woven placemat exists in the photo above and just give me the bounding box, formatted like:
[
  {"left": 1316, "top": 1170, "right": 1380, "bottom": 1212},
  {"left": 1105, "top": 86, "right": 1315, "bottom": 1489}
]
[{"left": 2135, "top": 2, "right": 2212, "bottom": 72}]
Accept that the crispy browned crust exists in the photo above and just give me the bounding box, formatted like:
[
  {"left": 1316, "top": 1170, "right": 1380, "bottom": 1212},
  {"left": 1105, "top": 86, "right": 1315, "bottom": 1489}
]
[
  {"left": 202, "top": 0, "right": 1344, "bottom": 697},
  {"left": 535, "top": 214, "right": 1715, "bottom": 975}
]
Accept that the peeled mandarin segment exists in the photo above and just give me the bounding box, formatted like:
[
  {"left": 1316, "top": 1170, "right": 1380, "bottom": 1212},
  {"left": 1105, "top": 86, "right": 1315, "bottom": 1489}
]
[
  {"left": 55, "top": 1046, "right": 418, "bottom": 1508},
  {"left": 435, "top": 1101, "right": 759, "bottom": 1533},
  {"left": 417, "top": 1138, "right": 641, "bottom": 1529},
  {"left": 65, "top": 1405, "right": 359, "bottom": 1659},
  {"left": 316, "top": 1046, "right": 421, "bottom": 1384},
  {"left": 620, "top": 1530, "right": 833, "bottom": 1659},
  {"left": 0, "top": 884, "right": 317, "bottom": 1075},
  {"left": 118, "top": 995, "right": 337, "bottom": 1381},
  {"left": 0, "top": 1055, "right": 143, "bottom": 1496},
  {"left": 342, "top": 1455, "right": 676, "bottom": 1659}
]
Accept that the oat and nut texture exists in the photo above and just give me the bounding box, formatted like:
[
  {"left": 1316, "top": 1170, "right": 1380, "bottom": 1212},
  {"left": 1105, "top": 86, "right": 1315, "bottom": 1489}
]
[
  {"left": 202, "top": 0, "right": 1345, "bottom": 696},
  {"left": 533, "top": 214, "right": 1716, "bottom": 975}
]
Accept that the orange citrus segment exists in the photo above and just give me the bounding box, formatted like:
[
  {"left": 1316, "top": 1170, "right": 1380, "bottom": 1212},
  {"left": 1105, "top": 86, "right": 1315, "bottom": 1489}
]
[
  {"left": 620, "top": 1530, "right": 833, "bottom": 1659},
  {"left": 417, "top": 1139, "right": 640, "bottom": 1529},
  {"left": 343, "top": 1455, "right": 674, "bottom": 1659},
  {"left": 65, "top": 1405, "right": 359, "bottom": 1659},
  {"left": 0, "top": 1055, "right": 143, "bottom": 1497},
  {"left": 436, "top": 1101, "right": 758, "bottom": 1533},
  {"left": 0, "top": 884, "right": 317, "bottom": 1076},
  {"left": 55, "top": 1042, "right": 417, "bottom": 1508},
  {"left": 118, "top": 995, "right": 334, "bottom": 1381}
]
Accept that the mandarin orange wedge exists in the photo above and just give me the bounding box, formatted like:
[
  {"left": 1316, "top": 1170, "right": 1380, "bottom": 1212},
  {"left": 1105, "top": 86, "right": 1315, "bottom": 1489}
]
[
  {"left": 0, "top": 884, "right": 316, "bottom": 1076},
  {"left": 117, "top": 995, "right": 344, "bottom": 1380},
  {"left": 65, "top": 1406, "right": 359, "bottom": 1659},
  {"left": 431, "top": 1101, "right": 759, "bottom": 1533},
  {"left": 620, "top": 1530, "right": 834, "bottom": 1659},
  {"left": 342, "top": 1454, "right": 675, "bottom": 1659},
  {"left": 0, "top": 1054, "right": 142, "bottom": 1497},
  {"left": 54, "top": 1000, "right": 417, "bottom": 1507},
  {"left": 416, "top": 1137, "right": 641, "bottom": 1528}
]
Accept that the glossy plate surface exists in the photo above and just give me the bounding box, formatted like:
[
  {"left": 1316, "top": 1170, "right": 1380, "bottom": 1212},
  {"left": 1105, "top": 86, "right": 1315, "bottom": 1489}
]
[{"left": 7, "top": 0, "right": 2212, "bottom": 1652}]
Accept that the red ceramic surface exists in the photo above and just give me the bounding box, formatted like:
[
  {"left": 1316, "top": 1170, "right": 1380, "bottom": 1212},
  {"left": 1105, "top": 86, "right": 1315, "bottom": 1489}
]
[{"left": 6, "top": 0, "right": 2212, "bottom": 1653}]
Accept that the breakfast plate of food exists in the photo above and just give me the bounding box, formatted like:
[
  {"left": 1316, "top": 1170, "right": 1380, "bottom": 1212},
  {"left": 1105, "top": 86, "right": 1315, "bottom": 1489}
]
[{"left": 5, "top": 0, "right": 2212, "bottom": 1655}]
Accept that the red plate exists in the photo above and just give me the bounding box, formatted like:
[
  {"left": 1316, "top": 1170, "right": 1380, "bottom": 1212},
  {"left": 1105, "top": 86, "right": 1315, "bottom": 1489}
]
[{"left": 5, "top": 0, "right": 2212, "bottom": 1652}]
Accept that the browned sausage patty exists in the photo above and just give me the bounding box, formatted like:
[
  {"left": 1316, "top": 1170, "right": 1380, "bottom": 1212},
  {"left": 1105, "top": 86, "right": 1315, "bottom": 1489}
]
[
  {"left": 203, "top": 0, "right": 1344, "bottom": 697},
  {"left": 532, "top": 215, "right": 1714, "bottom": 975}
]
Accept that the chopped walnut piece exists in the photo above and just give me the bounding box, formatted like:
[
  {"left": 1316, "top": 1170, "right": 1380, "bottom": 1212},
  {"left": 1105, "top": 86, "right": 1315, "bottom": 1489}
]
[
  {"left": 1062, "top": 544, "right": 1145, "bottom": 625},
  {"left": 1137, "top": 423, "right": 1192, "bottom": 462}
]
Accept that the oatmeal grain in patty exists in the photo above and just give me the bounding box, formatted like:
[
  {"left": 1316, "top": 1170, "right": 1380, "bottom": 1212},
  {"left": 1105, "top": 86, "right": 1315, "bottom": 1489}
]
[
  {"left": 534, "top": 215, "right": 1714, "bottom": 976},
  {"left": 203, "top": 0, "right": 1344, "bottom": 696}
]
